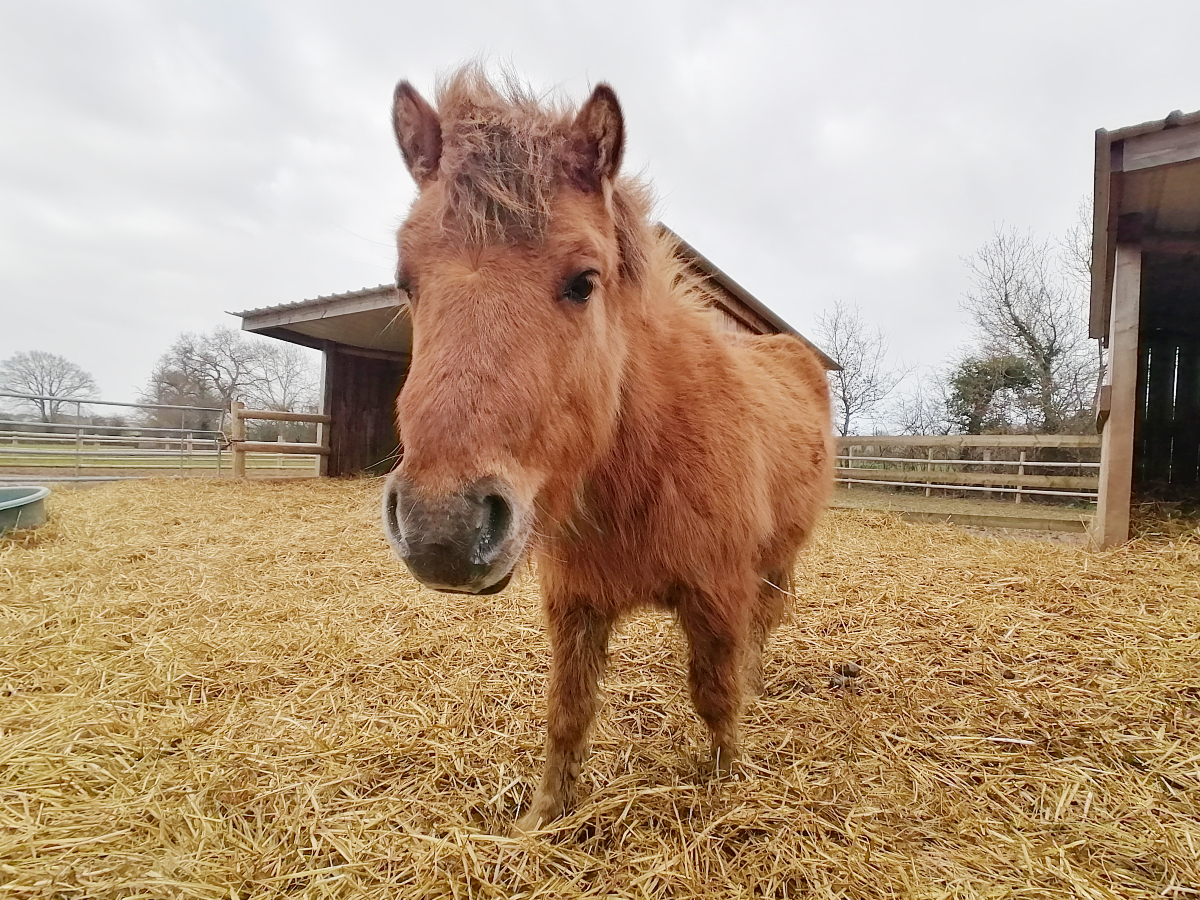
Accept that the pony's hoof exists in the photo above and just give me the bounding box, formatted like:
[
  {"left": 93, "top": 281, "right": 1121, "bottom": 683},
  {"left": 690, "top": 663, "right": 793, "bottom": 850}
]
[
  {"left": 513, "top": 799, "right": 562, "bottom": 834},
  {"left": 698, "top": 749, "right": 738, "bottom": 779},
  {"left": 513, "top": 811, "right": 542, "bottom": 835}
]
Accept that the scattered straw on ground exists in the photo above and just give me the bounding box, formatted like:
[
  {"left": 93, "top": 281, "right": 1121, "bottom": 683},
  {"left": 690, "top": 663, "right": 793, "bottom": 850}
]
[{"left": 2, "top": 479, "right": 1198, "bottom": 898}]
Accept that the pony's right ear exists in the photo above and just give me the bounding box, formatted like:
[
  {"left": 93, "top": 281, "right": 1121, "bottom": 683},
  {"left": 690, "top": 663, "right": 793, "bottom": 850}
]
[
  {"left": 392, "top": 81, "right": 442, "bottom": 187},
  {"left": 564, "top": 84, "right": 625, "bottom": 193}
]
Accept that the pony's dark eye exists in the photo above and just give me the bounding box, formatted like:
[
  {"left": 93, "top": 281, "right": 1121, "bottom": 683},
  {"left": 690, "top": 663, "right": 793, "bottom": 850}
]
[
  {"left": 396, "top": 276, "right": 415, "bottom": 304},
  {"left": 561, "top": 271, "right": 595, "bottom": 304}
]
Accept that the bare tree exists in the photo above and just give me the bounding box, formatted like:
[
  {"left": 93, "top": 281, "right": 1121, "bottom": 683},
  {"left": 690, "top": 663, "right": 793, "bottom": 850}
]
[
  {"left": 815, "top": 300, "right": 909, "bottom": 436},
  {"left": 0, "top": 351, "right": 97, "bottom": 422},
  {"left": 961, "top": 225, "right": 1099, "bottom": 433},
  {"left": 141, "top": 327, "right": 319, "bottom": 433},
  {"left": 254, "top": 342, "right": 319, "bottom": 412},
  {"left": 1060, "top": 196, "right": 1093, "bottom": 289},
  {"left": 1059, "top": 195, "right": 1106, "bottom": 411},
  {"left": 180, "top": 328, "right": 268, "bottom": 409},
  {"left": 890, "top": 371, "right": 952, "bottom": 435}
]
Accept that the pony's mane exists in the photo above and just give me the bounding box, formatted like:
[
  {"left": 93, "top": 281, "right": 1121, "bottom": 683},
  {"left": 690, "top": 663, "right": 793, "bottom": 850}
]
[{"left": 434, "top": 66, "right": 655, "bottom": 283}]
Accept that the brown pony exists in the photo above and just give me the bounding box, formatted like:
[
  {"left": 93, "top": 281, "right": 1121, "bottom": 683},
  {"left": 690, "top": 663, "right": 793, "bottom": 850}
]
[{"left": 381, "top": 67, "right": 833, "bottom": 831}]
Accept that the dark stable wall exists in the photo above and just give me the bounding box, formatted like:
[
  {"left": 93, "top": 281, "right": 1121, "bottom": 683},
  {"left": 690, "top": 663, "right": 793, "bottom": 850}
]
[
  {"left": 1135, "top": 253, "right": 1200, "bottom": 499},
  {"left": 324, "top": 348, "right": 407, "bottom": 477}
]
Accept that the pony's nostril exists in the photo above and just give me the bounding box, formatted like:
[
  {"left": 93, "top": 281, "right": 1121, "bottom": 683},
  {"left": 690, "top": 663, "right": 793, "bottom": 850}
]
[
  {"left": 473, "top": 494, "right": 512, "bottom": 564},
  {"left": 384, "top": 487, "right": 402, "bottom": 539}
]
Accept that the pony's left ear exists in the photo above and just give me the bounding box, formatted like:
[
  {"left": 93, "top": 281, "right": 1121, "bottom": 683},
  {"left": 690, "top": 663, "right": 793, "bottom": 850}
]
[
  {"left": 393, "top": 81, "right": 442, "bottom": 187},
  {"left": 565, "top": 84, "right": 625, "bottom": 193}
]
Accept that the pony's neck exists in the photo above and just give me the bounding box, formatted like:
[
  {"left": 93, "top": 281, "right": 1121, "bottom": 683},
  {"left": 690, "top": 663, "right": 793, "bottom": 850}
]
[{"left": 604, "top": 273, "right": 728, "bottom": 472}]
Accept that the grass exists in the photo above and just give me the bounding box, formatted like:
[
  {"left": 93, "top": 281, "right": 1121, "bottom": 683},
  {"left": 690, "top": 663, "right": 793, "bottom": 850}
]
[{"left": 1, "top": 479, "right": 1198, "bottom": 898}]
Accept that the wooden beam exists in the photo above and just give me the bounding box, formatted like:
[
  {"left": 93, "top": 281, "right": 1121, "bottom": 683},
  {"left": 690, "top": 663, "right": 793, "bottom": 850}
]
[
  {"left": 236, "top": 441, "right": 330, "bottom": 455},
  {"left": 316, "top": 351, "right": 329, "bottom": 477},
  {"left": 322, "top": 348, "right": 340, "bottom": 476},
  {"left": 1121, "top": 121, "right": 1200, "bottom": 172},
  {"left": 1095, "top": 384, "right": 1112, "bottom": 432},
  {"left": 1089, "top": 130, "right": 1115, "bottom": 340},
  {"left": 235, "top": 408, "right": 331, "bottom": 425},
  {"left": 1141, "top": 233, "right": 1200, "bottom": 254},
  {"left": 1093, "top": 244, "right": 1142, "bottom": 549},
  {"left": 1116, "top": 213, "right": 1146, "bottom": 244},
  {"left": 833, "top": 467, "right": 1096, "bottom": 491},
  {"left": 332, "top": 345, "right": 411, "bottom": 363},
  {"left": 230, "top": 401, "right": 246, "bottom": 478}
]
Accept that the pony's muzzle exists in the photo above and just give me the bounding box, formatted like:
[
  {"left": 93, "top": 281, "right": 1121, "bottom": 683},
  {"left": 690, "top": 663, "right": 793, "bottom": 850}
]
[{"left": 382, "top": 475, "right": 520, "bottom": 594}]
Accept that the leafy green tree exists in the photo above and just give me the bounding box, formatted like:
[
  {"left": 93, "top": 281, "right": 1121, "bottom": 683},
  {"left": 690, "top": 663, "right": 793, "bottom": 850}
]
[{"left": 946, "top": 354, "right": 1037, "bottom": 434}]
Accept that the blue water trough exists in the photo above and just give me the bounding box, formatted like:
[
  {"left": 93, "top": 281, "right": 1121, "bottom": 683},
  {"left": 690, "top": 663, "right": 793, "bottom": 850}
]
[{"left": 0, "top": 486, "right": 50, "bottom": 535}]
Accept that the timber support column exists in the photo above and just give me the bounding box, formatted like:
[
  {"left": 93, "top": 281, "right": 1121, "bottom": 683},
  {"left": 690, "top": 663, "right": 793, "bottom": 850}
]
[
  {"left": 1093, "top": 243, "right": 1141, "bottom": 549},
  {"left": 230, "top": 400, "right": 246, "bottom": 479}
]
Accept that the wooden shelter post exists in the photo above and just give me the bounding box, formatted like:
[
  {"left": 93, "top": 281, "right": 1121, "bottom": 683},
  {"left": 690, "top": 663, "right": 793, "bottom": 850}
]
[
  {"left": 1093, "top": 244, "right": 1142, "bottom": 549},
  {"left": 316, "top": 351, "right": 330, "bottom": 477},
  {"left": 230, "top": 400, "right": 246, "bottom": 479}
]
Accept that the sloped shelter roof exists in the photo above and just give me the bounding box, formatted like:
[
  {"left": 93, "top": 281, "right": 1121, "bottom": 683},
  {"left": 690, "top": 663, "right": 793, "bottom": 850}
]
[
  {"left": 234, "top": 224, "right": 836, "bottom": 369},
  {"left": 1090, "top": 107, "right": 1200, "bottom": 342}
]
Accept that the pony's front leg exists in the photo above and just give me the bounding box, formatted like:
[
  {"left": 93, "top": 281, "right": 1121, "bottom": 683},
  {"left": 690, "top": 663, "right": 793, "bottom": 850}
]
[
  {"left": 516, "top": 600, "right": 611, "bottom": 832},
  {"left": 679, "top": 592, "right": 749, "bottom": 776}
]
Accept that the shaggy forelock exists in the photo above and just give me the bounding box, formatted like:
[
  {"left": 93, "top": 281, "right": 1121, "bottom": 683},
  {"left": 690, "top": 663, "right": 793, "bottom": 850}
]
[
  {"left": 434, "top": 66, "right": 571, "bottom": 243},
  {"left": 429, "top": 66, "right": 655, "bottom": 283}
]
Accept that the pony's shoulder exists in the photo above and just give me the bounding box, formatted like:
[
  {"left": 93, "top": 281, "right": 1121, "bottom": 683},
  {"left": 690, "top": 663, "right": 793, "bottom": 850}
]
[{"left": 730, "top": 333, "right": 830, "bottom": 400}]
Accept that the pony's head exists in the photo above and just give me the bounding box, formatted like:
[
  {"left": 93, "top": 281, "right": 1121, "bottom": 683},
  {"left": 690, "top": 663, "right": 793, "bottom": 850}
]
[{"left": 381, "top": 69, "right": 649, "bottom": 594}]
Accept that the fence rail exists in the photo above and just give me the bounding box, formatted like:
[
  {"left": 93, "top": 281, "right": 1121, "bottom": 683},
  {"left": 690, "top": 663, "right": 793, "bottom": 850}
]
[
  {"left": 837, "top": 435, "right": 1102, "bottom": 505},
  {"left": 0, "top": 391, "right": 229, "bottom": 480},
  {"left": 228, "top": 401, "right": 329, "bottom": 478},
  {"left": 0, "top": 392, "right": 321, "bottom": 481}
]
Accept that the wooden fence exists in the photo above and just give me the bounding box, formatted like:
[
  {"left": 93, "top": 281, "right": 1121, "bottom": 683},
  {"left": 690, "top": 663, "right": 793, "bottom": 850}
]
[
  {"left": 228, "top": 401, "right": 330, "bottom": 478},
  {"left": 837, "top": 434, "right": 1102, "bottom": 504}
]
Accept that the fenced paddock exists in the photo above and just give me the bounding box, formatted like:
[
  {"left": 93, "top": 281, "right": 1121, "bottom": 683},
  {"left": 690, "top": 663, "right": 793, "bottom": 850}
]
[
  {"left": 838, "top": 435, "right": 1102, "bottom": 504},
  {"left": 2, "top": 480, "right": 1198, "bottom": 898},
  {"left": 0, "top": 394, "right": 321, "bottom": 481},
  {"left": 836, "top": 435, "right": 1102, "bottom": 534}
]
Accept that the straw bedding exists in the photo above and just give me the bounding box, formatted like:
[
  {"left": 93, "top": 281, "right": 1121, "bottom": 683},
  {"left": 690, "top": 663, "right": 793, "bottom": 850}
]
[{"left": 2, "top": 479, "right": 1198, "bottom": 898}]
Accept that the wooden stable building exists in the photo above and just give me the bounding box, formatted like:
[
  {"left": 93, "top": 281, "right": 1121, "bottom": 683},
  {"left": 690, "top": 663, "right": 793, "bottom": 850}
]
[
  {"left": 235, "top": 225, "right": 834, "bottom": 477},
  {"left": 1091, "top": 108, "right": 1200, "bottom": 547}
]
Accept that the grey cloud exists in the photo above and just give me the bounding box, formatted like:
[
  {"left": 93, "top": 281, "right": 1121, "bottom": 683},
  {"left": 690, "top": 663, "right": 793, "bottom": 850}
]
[{"left": 2, "top": 0, "right": 1197, "bottom": 399}]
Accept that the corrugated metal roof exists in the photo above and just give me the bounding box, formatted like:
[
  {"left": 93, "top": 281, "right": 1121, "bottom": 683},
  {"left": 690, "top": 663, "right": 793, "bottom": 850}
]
[{"left": 230, "top": 283, "right": 397, "bottom": 319}]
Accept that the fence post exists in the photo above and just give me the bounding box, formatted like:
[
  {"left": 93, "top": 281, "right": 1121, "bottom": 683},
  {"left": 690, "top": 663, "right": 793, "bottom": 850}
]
[
  {"left": 231, "top": 401, "right": 246, "bottom": 479},
  {"left": 316, "top": 417, "right": 329, "bottom": 477},
  {"left": 216, "top": 409, "right": 225, "bottom": 476},
  {"left": 925, "top": 447, "right": 934, "bottom": 497},
  {"left": 277, "top": 433, "right": 284, "bottom": 474},
  {"left": 846, "top": 444, "right": 854, "bottom": 489},
  {"left": 74, "top": 400, "right": 82, "bottom": 478},
  {"left": 1016, "top": 450, "right": 1026, "bottom": 505}
]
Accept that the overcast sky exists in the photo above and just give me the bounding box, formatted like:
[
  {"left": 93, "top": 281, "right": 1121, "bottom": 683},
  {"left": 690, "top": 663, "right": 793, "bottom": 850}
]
[{"left": 2, "top": 0, "right": 1198, "bottom": 402}]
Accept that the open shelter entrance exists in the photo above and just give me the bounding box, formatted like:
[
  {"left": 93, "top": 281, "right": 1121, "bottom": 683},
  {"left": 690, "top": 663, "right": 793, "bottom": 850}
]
[{"left": 1091, "top": 108, "right": 1200, "bottom": 546}]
